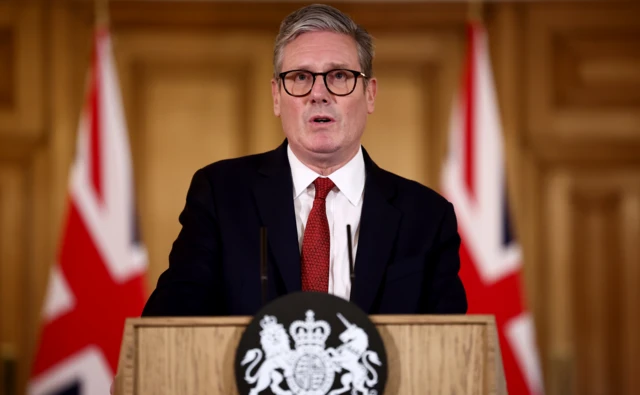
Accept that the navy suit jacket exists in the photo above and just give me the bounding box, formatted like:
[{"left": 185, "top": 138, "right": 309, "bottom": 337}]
[{"left": 142, "top": 141, "right": 466, "bottom": 316}]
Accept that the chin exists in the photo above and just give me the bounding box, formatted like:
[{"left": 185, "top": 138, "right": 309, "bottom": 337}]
[{"left": 305, "top": 138, "right": 341, "bottom": 155}]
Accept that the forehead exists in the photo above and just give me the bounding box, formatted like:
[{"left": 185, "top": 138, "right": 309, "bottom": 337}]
[{"left": 281, "top": 31, "right": 360, "bottom": 71}]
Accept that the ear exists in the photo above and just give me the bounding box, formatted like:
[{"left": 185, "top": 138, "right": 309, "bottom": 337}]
[
  {"left": 271, "top": 78, "right": 281, "bottom": 117},
  {"left": 365, "top": 77, "right": 377, "bottom": 114}
]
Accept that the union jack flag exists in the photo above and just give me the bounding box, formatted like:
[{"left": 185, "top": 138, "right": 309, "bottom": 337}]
[
  {"left": 442, "top": 22, "right": 544, "bottom": 395},
  {"left": 28, "top": 28, "right": 147, "bottom": 395}
]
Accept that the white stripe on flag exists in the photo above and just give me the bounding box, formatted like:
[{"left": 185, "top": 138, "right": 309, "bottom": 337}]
[{"left": 506, "top": 313, "right": 545, "bottom": 395}]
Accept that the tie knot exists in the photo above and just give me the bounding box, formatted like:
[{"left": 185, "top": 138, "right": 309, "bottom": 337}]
[{"left": 313, "top": 177, "right": 335, "bottom": 200}]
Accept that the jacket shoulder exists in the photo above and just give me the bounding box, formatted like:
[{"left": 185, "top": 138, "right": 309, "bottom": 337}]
[
  {"left": 378, "top": 168, "right": 452, "bottom": 211},
  {"left": 195, "top": 150, "right": 273, "bottom": 183}
]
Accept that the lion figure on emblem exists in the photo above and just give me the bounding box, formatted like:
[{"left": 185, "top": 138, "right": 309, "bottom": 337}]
[{"left": 241, "top": 315, "right": 294, "bottom": 395}]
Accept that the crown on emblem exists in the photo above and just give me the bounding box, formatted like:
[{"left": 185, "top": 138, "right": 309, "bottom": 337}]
[
  {"left": 260, "top": 315, "right": 277, "bottom": 327},
  {"left": 289, "top": 310, "right": 331, "bottom": 349},
  {"left": 259, "top": 315, "right": 282, "bottom": 331}
]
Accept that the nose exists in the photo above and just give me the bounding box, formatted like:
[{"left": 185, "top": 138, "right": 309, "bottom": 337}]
[{"left": 309, "top": 76, "right": 331, "bottom": 104}]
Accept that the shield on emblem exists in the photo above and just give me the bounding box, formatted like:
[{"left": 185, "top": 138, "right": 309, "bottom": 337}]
[{"left": 234, "top": 292, "right": 388, "bottom": 395}]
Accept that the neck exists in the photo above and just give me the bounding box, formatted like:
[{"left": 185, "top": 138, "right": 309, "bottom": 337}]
[{"left": 293, "top": 146, "right": 359, "bottom": 176}]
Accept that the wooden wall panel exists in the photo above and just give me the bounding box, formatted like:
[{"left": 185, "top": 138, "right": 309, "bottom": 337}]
[
  {"left": 0, "top": 27, "right": 12, "bottom": 108},
  {"left": 0, "top": 164, "right": 28, "bottom": 395},
  {"left": 555, "top": 34, "right": 640, "bottom": 108},
  {"left": 363, "top": 32, "right": 461, "bottom": 188},
  {"left": 0, "top": 1, "right": 44, "bottom": 140},
  {"left": 542, "top": 170, "right": 640, "bottom": 395},
  {"left": 0, "top": 151, "right": 52, "bottom": 395},
  {"left": 526, "top": 3, "right": 640, "bottom": 162},
  {"left": 0, "top": 1, "right": 47, "bottom": 394},
  {"left": 523, "top": 4, "right": 640, "bottom": 394}
]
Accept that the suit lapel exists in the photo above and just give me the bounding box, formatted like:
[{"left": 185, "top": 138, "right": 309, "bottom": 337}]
[
  {"left": 252, "top": 142, "right": 302, "bottom": 294},
  {"left": 351, "top": 149, "right": 401, "bottom": 313}
]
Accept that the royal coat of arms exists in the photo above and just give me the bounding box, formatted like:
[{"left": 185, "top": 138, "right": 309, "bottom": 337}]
[{"left": 240, "top": 310, "right": 382, "bottom": 395}]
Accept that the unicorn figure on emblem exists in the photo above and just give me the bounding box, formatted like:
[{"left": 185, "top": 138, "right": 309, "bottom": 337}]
[{"left": 326, "top": 313, "right": 382, "bottom": 395}]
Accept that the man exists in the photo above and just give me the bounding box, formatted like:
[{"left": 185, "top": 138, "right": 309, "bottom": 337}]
[{"left": 142, "top": 4, "right": 466, "bottom": 316}]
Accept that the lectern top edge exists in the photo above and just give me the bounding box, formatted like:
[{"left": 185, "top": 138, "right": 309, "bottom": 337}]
[{"left": 124, "top": 314, "right": 495, "bottom": 328}]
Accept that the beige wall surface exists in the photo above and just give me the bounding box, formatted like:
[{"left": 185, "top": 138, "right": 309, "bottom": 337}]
[{"left": 0, "top": 1, "right": 639, "bottom": 394}]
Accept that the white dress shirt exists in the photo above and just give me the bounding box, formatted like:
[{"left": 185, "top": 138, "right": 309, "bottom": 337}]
[{"left": 287, "top": 145, "right": 365, "bottom": 300}]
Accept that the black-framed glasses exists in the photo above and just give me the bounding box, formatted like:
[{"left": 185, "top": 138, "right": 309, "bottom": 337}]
[{"left": 278, "top": 69, "right": 367, "bottom": 97}]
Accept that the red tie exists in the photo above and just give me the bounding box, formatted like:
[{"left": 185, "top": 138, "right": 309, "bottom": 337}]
[{"left": 301, "top": 177, "right": 335, "bottom": 292}]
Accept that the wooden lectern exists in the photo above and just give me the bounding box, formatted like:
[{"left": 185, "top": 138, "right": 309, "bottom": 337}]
[{"left": 115, "top": 315, "right": 506, "bottom": 394}]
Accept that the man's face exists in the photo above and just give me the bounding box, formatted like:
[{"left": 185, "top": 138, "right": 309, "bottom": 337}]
[{"left": 271, "top": 31, "right": 377, "bottom": 165}]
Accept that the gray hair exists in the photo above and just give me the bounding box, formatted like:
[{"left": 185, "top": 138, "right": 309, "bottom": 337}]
[{"left": 273, "top": 4, "right": 374, "bottom": 80}]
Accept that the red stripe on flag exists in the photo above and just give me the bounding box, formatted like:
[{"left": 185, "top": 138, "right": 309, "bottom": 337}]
[
  {"left": 459, "top": 239, "right": 531, "bottom": 395},
  {"left": 90, "top": 34, "right": 103, "bottom": 203},
  {"left": 463, "top": 23, "right": 476, "bottom": 199}
]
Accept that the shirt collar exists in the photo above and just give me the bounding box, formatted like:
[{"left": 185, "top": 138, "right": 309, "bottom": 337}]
[{"left": 287, "top": 145, "right": 365, "bottom": 206}]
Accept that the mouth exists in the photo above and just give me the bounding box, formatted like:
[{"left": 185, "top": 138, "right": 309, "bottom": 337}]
[{"left": 309, "top": 115, "right": 336, "bottom": 124}]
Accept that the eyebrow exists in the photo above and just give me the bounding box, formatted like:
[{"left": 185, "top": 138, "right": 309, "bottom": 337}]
[{"left": 290, "top": 63, "right": 352, "bottom": 71}]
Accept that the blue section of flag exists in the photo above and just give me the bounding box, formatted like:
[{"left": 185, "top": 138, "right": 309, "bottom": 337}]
[
  {"left": 47, "top": 381, "right": 81, "bottom": 395},
  {"left": 132, "top": 210, "right": 143, "bottom": 244},
  {"left": 502, "top": 187, "right": 515, "bottom": 246}
]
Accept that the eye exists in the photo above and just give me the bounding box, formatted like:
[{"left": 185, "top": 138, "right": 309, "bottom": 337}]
[
  {"left": 293, "top": 72, "right": 309, "bottom": 81},
  {"left": 333, "top": 71, "right": 347, "bottom": 80}
]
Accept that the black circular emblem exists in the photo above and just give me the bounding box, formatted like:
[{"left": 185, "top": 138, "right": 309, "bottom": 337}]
[{"left": 235, "top": 292, "right": 387, "bottom": 395}]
